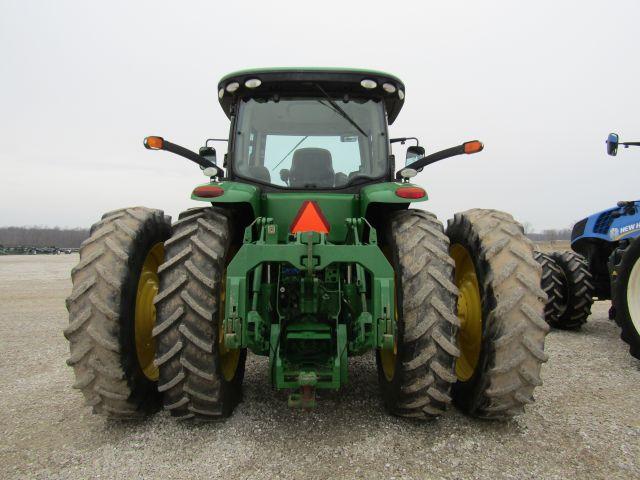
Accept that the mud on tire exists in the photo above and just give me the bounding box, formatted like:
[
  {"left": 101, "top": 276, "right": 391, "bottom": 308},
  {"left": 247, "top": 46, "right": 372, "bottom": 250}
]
[
  {"left": 64, "top": 207, "right": 171, "bottom": 418},
  {"left": 154, "top": 207, "right": 246, "bottom": 420},
  {"left": 376, "top": 209, "right": 460, "bottom": 419},
  {"left": 447, "top": 209, "right": 549, "bottom": 419},
  {"left": 550, "top": 250, "right": 594, "bottom": 330}
]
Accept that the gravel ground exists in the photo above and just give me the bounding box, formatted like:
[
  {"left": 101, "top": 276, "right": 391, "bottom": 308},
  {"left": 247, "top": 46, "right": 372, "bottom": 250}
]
[{"left": 1, "top": 255, "right": 639, "bottom": 480}]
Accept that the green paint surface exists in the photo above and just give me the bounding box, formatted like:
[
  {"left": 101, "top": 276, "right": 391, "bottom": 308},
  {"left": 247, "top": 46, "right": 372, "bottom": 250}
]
[
  {"left": 360, "top": 182, "right": 428, "bottom": 216},
  {"left": 222, "top": 219, "right": 395, "bottom": 394},
  {"left": 263, "top": 193, "right": 358, "bottom": 243},
  {"left": 191, "top": 181, "right": 261, "bottom": 217}
]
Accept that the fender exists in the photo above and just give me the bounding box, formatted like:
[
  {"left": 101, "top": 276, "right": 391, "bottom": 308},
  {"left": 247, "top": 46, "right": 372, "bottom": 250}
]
[
  {"left": 360, "top": 182, "right": 428, "bottom": 217},
  {"left": 191, "top": 181, "right": 261, "bottom": 218}
]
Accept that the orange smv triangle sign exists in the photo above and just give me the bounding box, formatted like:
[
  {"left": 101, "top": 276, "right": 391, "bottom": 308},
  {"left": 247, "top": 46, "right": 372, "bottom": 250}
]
[{"left": 290, "top": 201, "right": 330, "bottom": 234}]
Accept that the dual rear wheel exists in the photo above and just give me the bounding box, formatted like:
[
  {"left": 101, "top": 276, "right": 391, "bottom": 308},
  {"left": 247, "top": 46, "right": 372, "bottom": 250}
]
[
  {"left": 65, "top": 206, "right": 245, "bottom": 419},
  {"left": 533, "top": 241, "right": 640, "bottom": 360},
  {"left": 377, "top": 209, "right": 549, "bottom": 419},
  {"left": 533, "top": 250, "right": 595, "bottom": 330}
]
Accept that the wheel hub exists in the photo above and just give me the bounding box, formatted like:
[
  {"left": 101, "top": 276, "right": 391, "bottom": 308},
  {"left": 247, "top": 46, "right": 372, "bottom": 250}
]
[
  {"left": 450, "top": 244, "right": 482, "bottom": 382},
  {"left": 219, "top": 270, "right": 241, "bottom": 381},
  {"left": 380, "top": 263, "right": 398, "bottom": 382},
  {"left": 135, "top": 243, "right": 164, "bottom": 381},
  {"left": 380, "top": 336, "right": 398, "bottom": 382}
]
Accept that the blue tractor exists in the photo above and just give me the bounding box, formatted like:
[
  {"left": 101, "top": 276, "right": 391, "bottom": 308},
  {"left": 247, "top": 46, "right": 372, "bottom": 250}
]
[{"left": 538, "top": 133, "right": 640, "bottom": 359}]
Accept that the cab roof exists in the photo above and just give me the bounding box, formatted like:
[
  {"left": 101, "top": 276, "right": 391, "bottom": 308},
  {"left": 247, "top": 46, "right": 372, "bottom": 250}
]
[{"left": 217, "top": 67, "right": 406, "bottom": 124}]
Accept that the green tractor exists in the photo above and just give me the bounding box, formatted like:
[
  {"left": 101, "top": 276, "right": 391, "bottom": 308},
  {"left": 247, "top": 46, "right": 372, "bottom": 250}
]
[{"left": 64, "top": 68, "right": 548, "bottom": 421}]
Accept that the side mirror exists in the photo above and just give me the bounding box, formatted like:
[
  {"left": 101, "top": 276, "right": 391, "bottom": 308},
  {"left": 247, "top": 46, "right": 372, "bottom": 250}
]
[
  {"left": 280, "top": 168, "right": 290, "bottom": 184},
  {"left": 406, "top": 145, "right": 425, "bottom": 165},
  {"left": 199, "top": 146, "right": 217, "bottom": 164},
  {"left": 606, "top": 132, "right": 619, "bottom": 156}
]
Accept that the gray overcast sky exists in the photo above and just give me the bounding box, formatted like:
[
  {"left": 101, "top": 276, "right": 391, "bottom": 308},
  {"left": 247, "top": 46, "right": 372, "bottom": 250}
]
[{"left": 1, "top": 0, "right": 639, "bottom": 231}]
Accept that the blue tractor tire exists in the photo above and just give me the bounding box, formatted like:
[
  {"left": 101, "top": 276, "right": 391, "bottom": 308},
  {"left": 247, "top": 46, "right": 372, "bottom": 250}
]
[
  {"left": 549, "top": 251, "right": 594, "bottom": 330},
  {"left": 533, "top": 251, "right": 566, "bottom": 326}
]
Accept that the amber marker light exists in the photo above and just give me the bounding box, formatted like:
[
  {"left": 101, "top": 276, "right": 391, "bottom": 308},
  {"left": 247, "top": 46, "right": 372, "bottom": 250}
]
[
  {"left": 395, "top": 186, "right": 426, "bottom": 199},
  {"left": 193, "top": 185, "right": 224, "bottom": 198},
  {"left": 463, "top": 140, "right": 484, "bottom": 154},
  {"left": 144, "top": 136, "right": 164, "bottom": 150}
]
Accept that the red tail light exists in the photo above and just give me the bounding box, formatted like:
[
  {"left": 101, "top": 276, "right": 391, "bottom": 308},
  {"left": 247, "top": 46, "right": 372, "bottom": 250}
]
[
  {"left": 193, "top": 185, "right": 224, "bottom": 198},
  {"left": 395, "top": 186, "right": 426, "bottom": 199}
]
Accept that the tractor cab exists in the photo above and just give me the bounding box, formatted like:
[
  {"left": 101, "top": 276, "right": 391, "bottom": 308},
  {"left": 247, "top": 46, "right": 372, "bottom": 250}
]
[{"left": 216, "top": 68, "right": 406, "bottom": 191}]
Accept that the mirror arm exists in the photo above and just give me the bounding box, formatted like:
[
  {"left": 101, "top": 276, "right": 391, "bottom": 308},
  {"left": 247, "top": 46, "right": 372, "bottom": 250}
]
[
  {"left": 621, "top": 141, "right": 640, "bottom": 147},
  {"left": 162, "top": 140, "right": 225, "bottom": 178},
  {"left": 390, "top": 136, "right": 419, "bottom": 146},
  {"left": 396, "top": 144, "right": 465, "bottom": 179},
  {"left": 206, "top": 138, "right": 229, "bottom": 147}
]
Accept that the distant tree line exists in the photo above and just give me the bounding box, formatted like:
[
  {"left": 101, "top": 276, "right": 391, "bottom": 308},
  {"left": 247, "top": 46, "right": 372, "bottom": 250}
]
[
  {"left": 526, "top": 229, "right": 572, "bottom": 241},
  {"left": 0, "top": 227, "right": 89, "bottom": 248}
]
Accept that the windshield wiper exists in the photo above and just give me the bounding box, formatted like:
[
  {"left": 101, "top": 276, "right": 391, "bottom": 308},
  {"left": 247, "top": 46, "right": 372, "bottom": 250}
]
[
  {"left": 315, "top": 84, "right": 368, "bottom": 138},
  {"left": 271, "top": 135, "right": 308, "bottom": 171}
]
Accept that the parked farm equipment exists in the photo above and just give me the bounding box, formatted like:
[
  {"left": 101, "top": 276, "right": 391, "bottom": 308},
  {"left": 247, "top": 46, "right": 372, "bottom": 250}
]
[
  {"left": 535, "top": 132, "right": 640, "bottom": 359},
  {"left": 0, "top": 245, "right": 75, "bottom": 255}
]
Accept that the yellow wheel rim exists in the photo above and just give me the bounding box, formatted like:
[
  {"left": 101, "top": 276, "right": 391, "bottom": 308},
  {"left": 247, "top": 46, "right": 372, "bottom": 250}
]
[
  {"left": 135, "top": 243, "right": 164, "bottom": 381},
  {"left": 380, "top": 292, "right": 398, "bottom": 381},
  {"left": 451, "top": 244, "right": 483, "bottom": 382},
  {"left": 380, "top": 333, "right": 398, "bottom": 382},
  {"left": 380, "top": 248, "right": 398, "bottom": 381},
  {"left": 218, "top": 268, "right": 241, "bottom": 382}
]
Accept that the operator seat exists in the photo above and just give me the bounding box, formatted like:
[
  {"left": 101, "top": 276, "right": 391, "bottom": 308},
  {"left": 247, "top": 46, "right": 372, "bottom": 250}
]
[{"left": 289, "top": 148, "right": 335, "bottom": 188}]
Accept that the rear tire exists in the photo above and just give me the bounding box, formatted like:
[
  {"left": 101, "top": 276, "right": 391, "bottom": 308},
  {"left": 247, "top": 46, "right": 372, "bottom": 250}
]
[
  {"left": 64, "top": 207, "right": 171, "bottom": 418},
  {"left": 376, "top": 209, "right": 460, "bottom": 419},
  {"left": 533, "top": 251, "right": 566, "bottom": 326},
  {"left": 154, "top": 207, "right": 246, "bottom": 420},
  {"left": 609, "top": 238, "right": 640, "bottom": 360},
  {"left": 446, "top": 209, "right": 549, "bottom": 419},
  {"left": 550, "top": 250, "right": 594, "bottom": 330}
]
